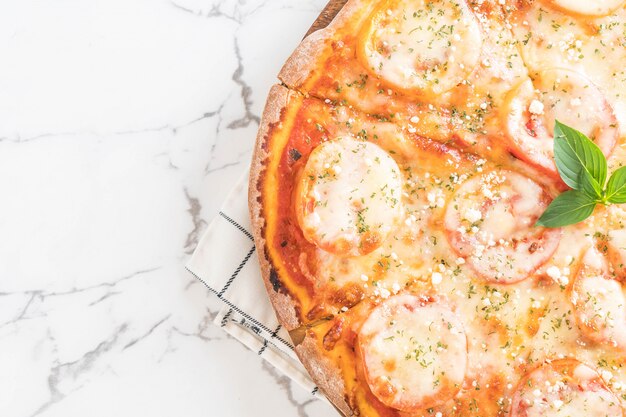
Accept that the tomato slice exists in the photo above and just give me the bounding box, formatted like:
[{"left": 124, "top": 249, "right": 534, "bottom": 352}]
[
  {"left": 504, "top": 69, "right": 618, "bottom": 179},
  {"left": 511, "top": 359, "right": 623, "bottom": 417},
  {"left": 357, "top": 294, "right": 467, "bottom": 412},
  {"left": 444, "top": 170, "right": 561, "bottom": 283},
  {"left": 571, "top": 247, "right": 626, "bottom": 349},
  {"left": 357, "top": 0, "right": 483, "bottom": 97},
  {"left": 296, "top": 137, "right": 403, "bottom": 257}
]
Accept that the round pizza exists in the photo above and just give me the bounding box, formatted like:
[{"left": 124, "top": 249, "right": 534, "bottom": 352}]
[{"left": 248, "top": 0, "right": 626, "bottom": 415}]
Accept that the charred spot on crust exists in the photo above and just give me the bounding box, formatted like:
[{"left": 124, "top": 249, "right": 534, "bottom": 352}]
[
  {"left": 289, "top": 148, "right": 302, "bottom": 161},
  {"left": 269, "top": 269, "right": 282, "bottom": 292},
  {"left": 264, "top": 248, "right": 284, "bottom": 293}
]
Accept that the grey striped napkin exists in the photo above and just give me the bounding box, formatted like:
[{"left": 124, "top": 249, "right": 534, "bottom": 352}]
[{"left": 186, "top": 171, "right": 326, "bottom": 401}]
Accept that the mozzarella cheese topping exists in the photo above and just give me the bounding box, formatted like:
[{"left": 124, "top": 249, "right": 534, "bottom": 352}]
[
  {"left": 573, "top": 275, "right": 626, "bottom": 347},
  {"left": 358, "top": 0, "right": 482, "bottom": 95},
  {"left": 510, "top": 3, "right": 626, "bottom": 137},
  {"left": 572, "top": 248, "right": 626, "bottom": 349},
  {"left": 504, "top": 69, "right": 618, "bottom": 177},
  {"left": 358, "top": 294, "right": 467, "bottom": 412},
  {"left": 510, "top": 360, "right": 622, "bottom": 417},
  {"left": 444, "top": 170, "right": 561, "bottom": 283},
  {"left": 296, "top": 136, "right": 403, "bottom": 256}
]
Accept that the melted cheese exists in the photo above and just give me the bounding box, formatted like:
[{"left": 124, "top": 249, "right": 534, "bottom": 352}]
[
  {"left": 357, "top": 0, "right": 482, "bottom": 96},
  {"left": 296, "top": 136, "right": 403, "bottom": 257},
  {"left": 444, "top": 170, "right": 561, "bottom": 283},
  {"left": 503, "top": 69, "right": 618, "bottom": 176},
  {"left": 510, "top": 360, "right": 622, "bottom": 417},
  {"left": 510, "top": 4, "right": 626, "bottom": 139},
  {"left": 574, "top": 275, "right": 626, "bottom": 347},
  {"left": 572, "top": 248, "right": 626, "bottom": 348},
  {"left": 358, "top": 294, "right": 467, "bottom": 412}
]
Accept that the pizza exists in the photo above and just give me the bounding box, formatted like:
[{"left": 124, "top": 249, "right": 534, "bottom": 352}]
[{"left": 248, "top": 0, "right": 626, "bottom": 415}]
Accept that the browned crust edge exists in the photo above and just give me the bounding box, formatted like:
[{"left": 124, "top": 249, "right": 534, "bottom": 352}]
[
  {"left": 304, "top": 0, "right": 351, "bottom": 38},
  {"left": 250, "top": 2, "right": 362, "bottom": 414},
  {"left": 248, "top": 84, "right": 355, "bottom": 416},
  {"left": 296, "top": 333, "right": 354, "bottom": 416},
  {"left": 278, "top": 0, "right": 367, "bottom": 90},
  {"left": 248, "top": 84, "right": 302, "bottom": 331}
]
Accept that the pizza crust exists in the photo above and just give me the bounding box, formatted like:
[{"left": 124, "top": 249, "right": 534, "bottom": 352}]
[
  {"left": 249, "top": 85, "right": 354, "bottom": 414},
  {"left": 278, "top": 0, "right": 372, "bottom": 91},
  {"left": 248, "top": 84, "right": 302, "bottom": 331},
  {"left": 295, "top": 330, "right": 354, "bottom": 416}
]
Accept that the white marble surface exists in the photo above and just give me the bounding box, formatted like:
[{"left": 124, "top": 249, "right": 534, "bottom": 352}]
[{"left": 0, "top": 0, "right": 337, "bottom": 416}]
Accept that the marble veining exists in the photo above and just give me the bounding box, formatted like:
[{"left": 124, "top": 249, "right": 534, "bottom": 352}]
[{"left": 0, "top": 0, "right": 334, "bottom": 415}]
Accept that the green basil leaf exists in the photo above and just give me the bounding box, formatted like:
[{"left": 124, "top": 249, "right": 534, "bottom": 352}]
[
  {"left": 535, "top": 190, "right": 598, "bottom": 228},
  {"left": 553, "top": 120, "right": 607, "bottom": 191},
  {"left": 606, "top": 166, "right": 626, "bottom": 204},
  {"left": 579, "top": 168, "right": 603, "bottom": 199}
]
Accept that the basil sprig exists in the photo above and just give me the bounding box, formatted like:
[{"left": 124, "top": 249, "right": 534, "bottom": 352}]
[{"left": 536, "top": 120, "right": 625, "bottom": 228}]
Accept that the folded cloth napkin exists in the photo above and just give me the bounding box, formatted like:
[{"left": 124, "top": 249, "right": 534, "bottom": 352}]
[{"left": 186, "top": 170, "right": 326, "bottom": 401}]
